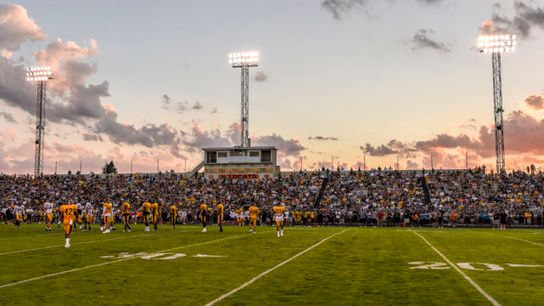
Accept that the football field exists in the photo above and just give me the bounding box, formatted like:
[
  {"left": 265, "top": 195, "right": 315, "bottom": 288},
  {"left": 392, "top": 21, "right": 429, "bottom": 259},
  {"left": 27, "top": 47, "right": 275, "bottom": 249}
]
[{"left": 1, "top": 224, "right": 543, "bottom": 305}]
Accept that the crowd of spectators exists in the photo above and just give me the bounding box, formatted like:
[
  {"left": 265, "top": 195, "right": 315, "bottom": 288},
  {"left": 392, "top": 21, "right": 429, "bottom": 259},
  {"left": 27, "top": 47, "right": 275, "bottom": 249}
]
[{"left": 1, "top": 167, "right": 543, "bottom": 227}]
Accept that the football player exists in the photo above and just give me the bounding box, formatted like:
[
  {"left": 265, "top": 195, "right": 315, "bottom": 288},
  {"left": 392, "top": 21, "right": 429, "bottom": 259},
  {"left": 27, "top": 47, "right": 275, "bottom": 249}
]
[
  {"left": 13, "top": 203, "right": 23, "bottom": 228},
  {"left": 59, "top": 200, "right": 78, "bottom": 248},
  {"left": 170, "top": 204, "right": 178, "bottom": 229},
  {"left": 44, "top": 202, "right": 54, "bottom": 231},
  {"left": 151, "top": 201, "right": 159, "bottom": 230},
  {"left": 141, "top": 201, "right": 151, "bottom": 232},
  {"left": 248, "top": 203, "right": 259, "bottom": 233},
  {"left": 83, "top": 202, "right": 94, "bottom": 231},
  {"left": 102, "top": 201, "right": 113, "bottom": 234},
  {"left": 199, "top": 202, "right": 208, "bottom": 232},
  {"left": 273, "top": 204, "right": 286, "bottom": 237},
  {"left": 122, "top": 201, "right": 132, "bottom": 232},
  {"left": 216, "top": 200, "right": 224, "bottom": 232}
]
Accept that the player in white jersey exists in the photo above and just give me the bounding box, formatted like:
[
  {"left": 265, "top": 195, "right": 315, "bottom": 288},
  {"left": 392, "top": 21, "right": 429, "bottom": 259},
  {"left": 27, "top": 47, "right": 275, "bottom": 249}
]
[
  {"left": 44, "top": 202, "right": 54, "bottom": 231},
  {"left": 13, "top": 205, "right": 24, "bottom": 228},
  {"left": 25, "top": 207, "right": 34, "bottom": 224},
  {"left": 83, "top": 203, "right": 94, "bottom": 231},
  {"left": 273, "top": 205, "right": 286, "bottom": 237}
]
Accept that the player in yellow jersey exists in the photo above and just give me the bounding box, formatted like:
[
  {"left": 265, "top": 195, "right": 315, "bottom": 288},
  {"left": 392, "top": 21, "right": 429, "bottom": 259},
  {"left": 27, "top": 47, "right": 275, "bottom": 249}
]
[
  {"left": 248, "top": 204, "right": 259, "bottom": 233},
  {"left": 142, "top": 201, "right": 151, "bottom": 232},
  {"left": 273, "top": 205, "right": 286, "bottom": 237},
  {"left": 199, "top": 202, "right": 208, "bottom": 232},
  {"left": 170, "top": 204, "right": 178, "bottom": 229},
  {"left": 151, "top": 202, "right": 159, "bottom": 230},
  {"left": 59, "top": 201, "right": 78, "bottom": 248},
  {"left": 122, "top": 201, "right": 132, "bottom": 232},
  {"left": 216, "top": 201, "right": 224, "bottom": 232},
  {"left": 102, "top": 201, "right": 113, "bottom": 234}
]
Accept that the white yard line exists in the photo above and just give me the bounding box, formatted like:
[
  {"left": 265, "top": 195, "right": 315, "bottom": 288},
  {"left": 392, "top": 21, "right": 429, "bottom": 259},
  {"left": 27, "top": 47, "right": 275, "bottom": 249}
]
[
  {"left": 411, "top": 230, "right": 501, "bottom": 306},
  {"left": 0, "top": 231, "right": 267, "bottom": 289},
  {"left": 0, "top": 229, "right": 196, "bottom": 256},
  {"left": 205, "top": 229, "right": 349, "bottom": 306}
]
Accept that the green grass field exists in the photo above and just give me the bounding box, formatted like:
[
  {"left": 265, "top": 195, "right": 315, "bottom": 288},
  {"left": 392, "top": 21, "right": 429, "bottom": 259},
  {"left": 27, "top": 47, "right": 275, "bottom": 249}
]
[{"left": 1, "top": 224, "right": 543, "bottom": 305}]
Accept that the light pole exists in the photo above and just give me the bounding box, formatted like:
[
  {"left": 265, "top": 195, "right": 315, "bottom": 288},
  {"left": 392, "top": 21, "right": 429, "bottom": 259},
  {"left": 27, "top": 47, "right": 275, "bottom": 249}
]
[
  {"left": 26, "top": 66, "right": 53, "bottom": 177},
  {"left": 478, "top": 34, "right": 516, "bottom": 173},
  {"left": 229, "top": 51, "right": 259, "bottom": 148}
]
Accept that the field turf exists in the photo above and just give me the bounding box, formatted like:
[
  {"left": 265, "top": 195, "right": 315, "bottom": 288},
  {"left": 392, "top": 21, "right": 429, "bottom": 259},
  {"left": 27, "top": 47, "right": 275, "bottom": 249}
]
[{"left": 1, "top": 224, "right": 543, "bottom": 305}]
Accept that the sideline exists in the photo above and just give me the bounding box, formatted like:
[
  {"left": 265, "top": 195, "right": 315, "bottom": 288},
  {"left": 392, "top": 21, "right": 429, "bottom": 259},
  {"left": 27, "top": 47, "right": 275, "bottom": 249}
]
[
  {"left": 205, "top": 229, "right": 349, "bottom": 306},
  {"left": 411, "top": 230, "right": 500, "bottom": 306}
]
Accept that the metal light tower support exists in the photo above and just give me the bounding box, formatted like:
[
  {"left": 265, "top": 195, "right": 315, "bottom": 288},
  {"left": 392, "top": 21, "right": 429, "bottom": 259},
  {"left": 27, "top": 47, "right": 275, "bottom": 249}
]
[
  {"left": 35, "top": 81, "right": 46, "bottom": 177},
  {"left": 492, "top": 53, "right": 505, "bottom": 173},
  {"left": 241, "top": 65, "right": 250, "bottom": 147},
  {"left": 478, "top": 34, "right": 516, "bottom": 174},
  {"left": 27, "top": 67, "right": 53, "bottom": 178},
  {"left": 229, "top": 51, "right": 259, "bottom": 148}
]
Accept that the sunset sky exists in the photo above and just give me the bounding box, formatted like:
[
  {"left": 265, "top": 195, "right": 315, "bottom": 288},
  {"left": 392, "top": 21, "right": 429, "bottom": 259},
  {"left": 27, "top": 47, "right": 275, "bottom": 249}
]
[{"left": 1, "top": 0, "right": 544, "bottom": 174}]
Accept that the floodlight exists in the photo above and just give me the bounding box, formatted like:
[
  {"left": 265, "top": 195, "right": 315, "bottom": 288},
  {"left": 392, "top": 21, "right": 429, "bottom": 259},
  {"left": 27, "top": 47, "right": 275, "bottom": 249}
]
[
  {"left": 228, "top": 50, "right": 259, "bottom": 68},
  {"left": 477, "top": 34, "right": 516, "bottom": 53},
  {"left": 26, "top": 66, "right": 54, "bottom": 82}
]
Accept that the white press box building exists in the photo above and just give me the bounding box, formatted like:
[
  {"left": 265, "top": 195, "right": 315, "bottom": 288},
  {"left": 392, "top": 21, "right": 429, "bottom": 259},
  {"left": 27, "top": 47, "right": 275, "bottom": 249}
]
[{"left": 202, "top": 146, "right": 280, "bottom": 179}]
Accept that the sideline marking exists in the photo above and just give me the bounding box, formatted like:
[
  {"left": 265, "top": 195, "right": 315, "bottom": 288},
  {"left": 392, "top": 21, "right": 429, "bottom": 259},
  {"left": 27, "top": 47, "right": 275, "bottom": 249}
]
[
  {"left": 205, "top": 229, "right": 348, "bottom": 306},
  {"left": 192, "top": 254, "right": 225, "bottom": 258},
  {"left": 411, "top": 231, "right": 501, "bottom": 306},
  {"left": 491, "top": 235, "right": 543, "bottom": 247},
  {"left": 0, "top": 231, "right": 270, "bottom": 289},
  {"left": 0, "top": 229, "right": 196, "bottom": 256},
  {"left": 467, "top": 230, "right": 544, "bottom": 248}
]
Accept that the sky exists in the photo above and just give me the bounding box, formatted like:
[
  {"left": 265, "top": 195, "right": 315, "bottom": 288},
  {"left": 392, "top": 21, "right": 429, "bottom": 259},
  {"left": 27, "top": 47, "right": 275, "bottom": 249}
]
[{"left": 1, "top": 0, "right": 544, "bottom": 174}]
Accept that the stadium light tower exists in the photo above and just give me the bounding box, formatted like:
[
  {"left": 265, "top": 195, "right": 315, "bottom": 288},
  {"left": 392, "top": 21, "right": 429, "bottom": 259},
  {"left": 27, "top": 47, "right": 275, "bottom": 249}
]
[
  {"left": 478, "top": 34, "right": 516, "bottom": 174},
  {"left": 26, "top": 66, "right": 54, "bottom": 177},
  {"left": 229, "top": 51, "right": 259, "bottom": 148}
]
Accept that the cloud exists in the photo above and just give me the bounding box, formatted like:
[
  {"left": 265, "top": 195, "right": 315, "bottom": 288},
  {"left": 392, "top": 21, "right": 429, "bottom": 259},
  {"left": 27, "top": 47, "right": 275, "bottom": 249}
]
[
  {"left": 406, "top": 160, "right": 419, "bottom": 170},
  {"left": 161, "top": 95, "right": 205, "bottom": 113},
  {"left": 481, "top": 1, "right": 544, "bottom": 39},
  {"left": 308, "top": 136, "right": 338, "bottom": 141},
  {"left": 254, "top": 71, "right": 267, "bottom": 82},
  {"left": 361, "top": 139, "right": 417, "bottom": 157},
  {"left": 162, "top": 94, "right": 171, "bottom": 110},
  {"left": 181, "top": 124, "right": 235, "bottom": 152},
  {"left": 0, "top": 38, "right": 109, "bottom": 126},
  {"left": 411, "top": 29, "right": 450, "bottom": 53},
  {"left": 95, "top": 108, "right": 179, "bottom": 148},
  {"left": 364, "top": 110, "right": 544, "bottom": 169},
  {"left": 0, "top": 111, "right": 17, "bottom": 123},
  {"left": 417, "top": 0, "right": 442, "bottom": 4},
  {"left": 0, "top": 4, "right": 45, "bottom": 57},
  {"left": 210, "top": 107, "right": 218, "bottom": 114},
  {"left": 361, "top": 144, "right": 396, "bottom": 156},
  {"left": 176, "top": 101, "right": 188, "bottom": 112},
  {"left": 82, "top": 133, "right": 102, "bottom": 142},
  {"left": 0, "top": 57, "right": 36, "bottom": 114},
  {"left": 180, "top": 122, "right": 305, "bottom": 158},
  {"left": 524, "top": 95, "right": 544, "bottom": 110},
  {"left": 321, "top": 0, "right": 367, "bottom": 20},
  {"left": 192, "top": 101, "right": 203, "bottom": 110},
  {"left": 253, "top": 134, "right": 306, "bottom": 157}
]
